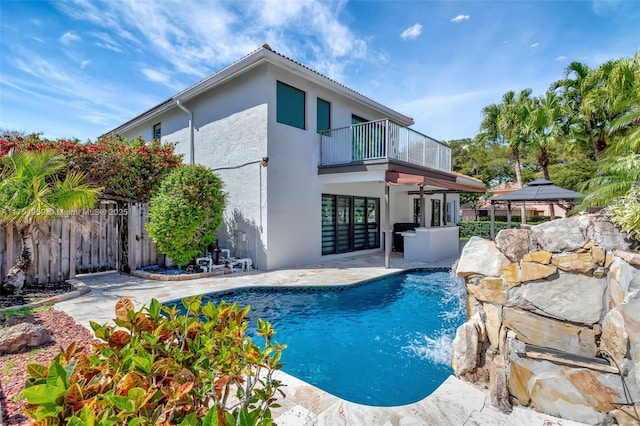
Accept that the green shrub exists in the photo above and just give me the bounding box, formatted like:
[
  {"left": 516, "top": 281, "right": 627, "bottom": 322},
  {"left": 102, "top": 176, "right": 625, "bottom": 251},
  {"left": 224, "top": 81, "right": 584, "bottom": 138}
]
[
  {"left": 21, "top": 296, "right": 285, "bottom": 425},
  {"left": 147, "top": 165, "right": 226, "bottom": 266},
  {"left": 460, "top": 221, "right": 522, "bottom": 239},
  {"left": 478, "top": 215, "right": 523, "bottom": 222}
]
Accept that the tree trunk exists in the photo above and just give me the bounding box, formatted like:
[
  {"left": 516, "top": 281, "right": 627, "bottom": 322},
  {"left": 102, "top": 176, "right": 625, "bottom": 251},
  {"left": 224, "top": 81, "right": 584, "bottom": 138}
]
[
  {"left": 513, "top": 147, "right": 526, "bottom": 224},
  {"left": 588, "top": 125, "right": 600, "bottom": 172},
  {"left": 540, "top": 150, "right": 556, "bottom": 220},
  {"left": 1, "top": 225, "right": 33, "bottom": 294}
]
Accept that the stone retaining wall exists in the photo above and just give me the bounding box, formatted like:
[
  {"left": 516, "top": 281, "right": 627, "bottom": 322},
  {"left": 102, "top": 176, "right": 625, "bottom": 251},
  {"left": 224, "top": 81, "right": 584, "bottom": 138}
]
[{"left": 452, "top": 214, "right": 640, "bottom": 425}]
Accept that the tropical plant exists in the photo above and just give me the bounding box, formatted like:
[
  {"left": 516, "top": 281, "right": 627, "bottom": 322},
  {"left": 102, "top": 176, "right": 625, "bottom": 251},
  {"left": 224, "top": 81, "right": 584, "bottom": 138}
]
[
  {"left": 580, "top": 154, "right": 640, "bottom": 207},
  {"left": 607, "top": 185, "right": 640, "bottom": 242},
  {"left": 146, "top": 165, "right": 226, "bottom": 266},
  {"left": 552, "top": 61, "right": 611, "bottom": 166},
  {"left": 20, "top": 296, "right": 286, "bottom": 425},
  {"left": 0, "top": 150, "right": 100, "bottom": 293}
]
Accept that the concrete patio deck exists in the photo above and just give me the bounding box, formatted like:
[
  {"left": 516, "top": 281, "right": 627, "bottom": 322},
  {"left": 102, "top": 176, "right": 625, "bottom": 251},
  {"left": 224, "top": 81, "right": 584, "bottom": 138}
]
[{"left": 55, "top": 251, "right": 587, "bottom": 426}]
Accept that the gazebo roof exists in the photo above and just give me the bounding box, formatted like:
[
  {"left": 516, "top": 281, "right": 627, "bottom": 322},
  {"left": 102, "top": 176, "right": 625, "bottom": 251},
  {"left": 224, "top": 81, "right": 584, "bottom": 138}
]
[{"left": 490, "top": 179, "right": 582, "bottom": 203}]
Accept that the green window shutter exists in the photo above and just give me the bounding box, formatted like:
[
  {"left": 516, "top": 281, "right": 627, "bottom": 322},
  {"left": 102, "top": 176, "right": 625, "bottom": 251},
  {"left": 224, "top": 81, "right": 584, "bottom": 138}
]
[
  {"left": 277, "top": 81, "right": 305, "bottom": 129},
  {"left": 317, "top": 98, "right": 330, "bottom": 132}
]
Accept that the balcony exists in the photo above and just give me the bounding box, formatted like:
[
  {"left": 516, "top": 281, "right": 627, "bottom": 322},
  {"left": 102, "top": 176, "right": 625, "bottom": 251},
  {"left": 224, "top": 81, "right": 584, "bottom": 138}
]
[{"left": 319, "top": 119, "right": 451, "bottom": 173}]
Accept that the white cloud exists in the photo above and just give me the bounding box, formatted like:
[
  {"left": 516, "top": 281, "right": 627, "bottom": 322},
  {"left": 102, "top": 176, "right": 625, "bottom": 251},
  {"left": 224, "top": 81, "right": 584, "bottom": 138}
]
[
  {"left": 80, "top": 60, "right": 91, "bottom": 69},
  {"left": 554, "top": 55, "right": 567, "bottom": 61},
  {"left": 139, "top": 68, "right": 183, "bottom": 90},
  {"left": 90, "top": 32, "right": 124, "bottom": 53},
  {"left": 59, "top": 31, "right": 80, "bottom": 44},
  {"left": 400, "top": 23, "right": 422, "bottom": 40},
  {"left": 4, "top": 49, "right": 154, "bottom": 128},
  {"left": 54, "top": 0, "right": 373, "bottom": 82},
  {"left": 531, "top": 42, "right": 540, "bottom": 48},
  {"left": 451, "top": 15, "right": 470, "bottom": 23},
  {"left": 141, "top": 68, "right": 170, "bottom": 84}
]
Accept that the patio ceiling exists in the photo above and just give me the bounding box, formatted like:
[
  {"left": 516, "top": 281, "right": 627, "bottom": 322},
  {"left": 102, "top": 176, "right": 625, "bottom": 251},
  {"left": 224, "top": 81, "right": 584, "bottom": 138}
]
[{"left": 385, "top": 171, "right": 486, "bottom": 193}]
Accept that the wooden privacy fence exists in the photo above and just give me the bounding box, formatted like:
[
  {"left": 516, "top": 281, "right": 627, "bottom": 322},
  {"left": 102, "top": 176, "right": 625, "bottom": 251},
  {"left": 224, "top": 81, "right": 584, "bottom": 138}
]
[{"left": 0, "top": 200, "right": 158, "bottom": 284}]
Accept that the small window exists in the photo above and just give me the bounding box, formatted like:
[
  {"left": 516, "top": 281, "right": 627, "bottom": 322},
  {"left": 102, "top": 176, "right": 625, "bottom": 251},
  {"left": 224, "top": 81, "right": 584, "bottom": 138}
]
[
  {"left": 317, "top": 98, "right": 330, "bottom": 132},
  {"left": 153, "top": 123, "right": 161, "bottom": 140},
  {"left": 277, "top": 81, "right": 305, "bottom": 129}
]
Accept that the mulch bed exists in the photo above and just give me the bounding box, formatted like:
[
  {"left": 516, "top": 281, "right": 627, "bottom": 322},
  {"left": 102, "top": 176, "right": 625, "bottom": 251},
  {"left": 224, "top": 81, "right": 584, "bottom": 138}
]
[
  {"left": 0, "top": 283, "right": 95, "bottom": 425},
  {"left": 0, "top": 281, "right": 76, "bottom": 309}
]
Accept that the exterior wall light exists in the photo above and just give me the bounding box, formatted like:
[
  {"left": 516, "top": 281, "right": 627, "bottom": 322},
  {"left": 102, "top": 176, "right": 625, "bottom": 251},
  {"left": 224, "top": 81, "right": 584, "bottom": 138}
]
[{"left": 262, "top": 157, "right": 269, "bottom": 167}]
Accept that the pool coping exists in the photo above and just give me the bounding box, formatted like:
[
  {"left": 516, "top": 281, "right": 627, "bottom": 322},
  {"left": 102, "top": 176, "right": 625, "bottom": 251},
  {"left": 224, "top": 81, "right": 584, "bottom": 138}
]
[{"left": 52, "top": 255, "right": 589, "bottom": 426}]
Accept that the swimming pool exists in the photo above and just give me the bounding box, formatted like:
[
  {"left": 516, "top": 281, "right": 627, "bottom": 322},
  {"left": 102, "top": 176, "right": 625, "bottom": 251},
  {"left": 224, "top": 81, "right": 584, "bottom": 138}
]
[{"left": 173, "top": 269, "right": 465, "bottom": 407}]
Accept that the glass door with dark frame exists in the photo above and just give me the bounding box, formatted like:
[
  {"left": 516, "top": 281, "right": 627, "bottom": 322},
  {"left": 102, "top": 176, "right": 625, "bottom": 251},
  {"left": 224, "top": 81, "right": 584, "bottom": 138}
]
[
  {"left": 321, "top": 195, "right": 380, "bottom": 255},
  {"left": 431, "top": 199, "right": 441, "bottom": 227},
  {"left": 336, "top": 196, "right": 352, "bottom": 253}
]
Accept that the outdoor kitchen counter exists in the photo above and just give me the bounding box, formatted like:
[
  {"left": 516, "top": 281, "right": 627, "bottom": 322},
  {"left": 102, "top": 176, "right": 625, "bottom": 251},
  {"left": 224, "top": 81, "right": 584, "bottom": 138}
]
[{"left": 400, "top": 226, "right": 460, "bottom": 262}]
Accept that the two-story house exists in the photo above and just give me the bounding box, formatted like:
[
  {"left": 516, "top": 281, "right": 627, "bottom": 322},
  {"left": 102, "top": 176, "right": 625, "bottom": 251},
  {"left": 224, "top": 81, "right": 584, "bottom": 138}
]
[{"left": 104, "top": 45, "right": 485, "bottom": 270}]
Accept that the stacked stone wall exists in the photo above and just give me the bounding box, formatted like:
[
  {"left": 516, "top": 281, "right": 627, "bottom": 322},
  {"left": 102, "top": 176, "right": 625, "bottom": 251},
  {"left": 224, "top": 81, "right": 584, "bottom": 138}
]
[{"left": 452, "top": 214, "right": 640, "bottom": 425}]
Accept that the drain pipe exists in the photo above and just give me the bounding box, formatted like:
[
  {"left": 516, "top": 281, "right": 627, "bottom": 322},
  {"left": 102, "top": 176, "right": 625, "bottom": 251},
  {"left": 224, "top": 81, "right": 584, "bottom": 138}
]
[{"left": 176, "top": 100, "right": 194, "bottom": 165}]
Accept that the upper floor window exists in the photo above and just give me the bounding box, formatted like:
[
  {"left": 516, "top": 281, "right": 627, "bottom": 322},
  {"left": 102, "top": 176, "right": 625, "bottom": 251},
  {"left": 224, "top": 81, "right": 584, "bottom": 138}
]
[
  {"left": 153, "top": 123, "right": 161, "bottom": 140},
  {"left": 352, "top": 115, "right": 367, "bottom": 125},
  {"left": 277, "top": 81, "right": 305, "bottom": 129},
  {"left": 317, "top": 98, "right": 330, "bottom": 133}
]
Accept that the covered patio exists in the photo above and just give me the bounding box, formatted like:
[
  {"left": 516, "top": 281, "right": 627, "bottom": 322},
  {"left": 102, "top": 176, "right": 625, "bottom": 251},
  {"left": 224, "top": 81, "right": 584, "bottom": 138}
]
[
  {"left": 488, "top": 179, "right": 582, "bottom": 239},
  {"left": 383, "top": 171, "right": 485, "bottom": 268}
]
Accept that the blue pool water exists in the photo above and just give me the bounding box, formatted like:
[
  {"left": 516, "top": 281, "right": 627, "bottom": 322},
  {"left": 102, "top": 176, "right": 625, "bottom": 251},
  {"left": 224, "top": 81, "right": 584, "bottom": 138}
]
[{"left": 174, "top": 269, "right": 465, "bottom": 407}]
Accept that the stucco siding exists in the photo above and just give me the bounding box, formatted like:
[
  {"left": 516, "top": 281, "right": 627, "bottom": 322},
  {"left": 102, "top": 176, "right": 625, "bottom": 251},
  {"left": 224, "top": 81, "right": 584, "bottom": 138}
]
[
  {"left": 119, "top": 66, "right": 271, "bottom": 269},
  {"left": 263, "top": 64, "right": 403, "bottom": 269}
]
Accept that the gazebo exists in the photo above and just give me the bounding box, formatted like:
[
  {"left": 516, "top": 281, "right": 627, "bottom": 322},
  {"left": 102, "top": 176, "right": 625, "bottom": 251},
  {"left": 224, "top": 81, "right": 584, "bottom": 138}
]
[{"left": 488, "top": 179, "right": 582, "bottom": 239}]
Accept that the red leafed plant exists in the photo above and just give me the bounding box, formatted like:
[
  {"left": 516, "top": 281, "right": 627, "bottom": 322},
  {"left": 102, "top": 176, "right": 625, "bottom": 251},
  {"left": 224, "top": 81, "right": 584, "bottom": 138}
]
[
  {"left": 0, "top": 131, "right": 182, "bottom": 202},
  {"left": 20, "top": 296, "right": 286, "bottom": 425}
]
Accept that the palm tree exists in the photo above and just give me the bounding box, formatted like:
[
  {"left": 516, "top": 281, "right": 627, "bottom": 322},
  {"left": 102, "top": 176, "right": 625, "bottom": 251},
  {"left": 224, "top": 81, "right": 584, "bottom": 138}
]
[
  {"left": 579, "top": 53, "right": 639, "bottom": 208},
  {"left": 480, "top": 89, "right": 532, "bottom": 221},
  {"left": 0, "top": 150, "right": 101, "bottom": 294},
  {"left": 520, "top": 91, "right": 565, "bottom": 218},
  {"left": 552, "top": 61, "right": 608, "bottom": 166},
  {"left": 524, "top": 91, "right": 565, "bottom": 180},
  {"left": 602, "top": 52, "right": 640, "bottom": 154},
  {"left": 481, "top": 90, "right": 530, "bottom": 186}
]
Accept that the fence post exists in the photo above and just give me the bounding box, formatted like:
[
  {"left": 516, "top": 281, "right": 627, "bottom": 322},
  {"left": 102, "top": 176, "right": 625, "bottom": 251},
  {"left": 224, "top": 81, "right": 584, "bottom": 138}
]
[
  {"left": 69, "top": 221, "right": 76, "bottom": 279},
  {"left": 5, "top": 223, "right": 14, "bottom": 273},
  {"left": 128, "top": 202, "right": 139, "bottom": 271}
]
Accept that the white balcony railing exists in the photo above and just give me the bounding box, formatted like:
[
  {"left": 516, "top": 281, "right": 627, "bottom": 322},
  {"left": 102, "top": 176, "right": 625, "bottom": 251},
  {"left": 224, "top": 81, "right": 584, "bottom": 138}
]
[{"left": 320, "top": 119, "right": 451, "bottom": 173}]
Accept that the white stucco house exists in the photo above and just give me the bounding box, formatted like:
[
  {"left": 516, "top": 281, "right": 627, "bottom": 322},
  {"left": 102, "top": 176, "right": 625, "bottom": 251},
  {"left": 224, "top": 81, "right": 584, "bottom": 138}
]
[{"left": 104, "top": 44, "right": 485, "bottom": 270}]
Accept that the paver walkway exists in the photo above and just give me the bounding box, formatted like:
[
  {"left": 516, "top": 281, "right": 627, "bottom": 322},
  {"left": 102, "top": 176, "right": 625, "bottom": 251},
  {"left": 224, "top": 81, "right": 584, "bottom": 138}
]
[{"left": 56, "top": 252, "right": 587, "bottom": 426}]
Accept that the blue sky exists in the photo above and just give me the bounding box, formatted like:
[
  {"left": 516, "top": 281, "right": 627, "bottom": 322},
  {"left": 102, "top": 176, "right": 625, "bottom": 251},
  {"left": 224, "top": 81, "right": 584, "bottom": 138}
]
[{"left": 1, "top": 0, "right": 638, "bottom": 142}]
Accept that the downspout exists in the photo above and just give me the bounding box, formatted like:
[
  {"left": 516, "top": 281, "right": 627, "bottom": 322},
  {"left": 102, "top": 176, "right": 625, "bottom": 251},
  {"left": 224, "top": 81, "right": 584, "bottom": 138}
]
[{"left": 176, "top": 100, "right": 194, "bottom": 165}]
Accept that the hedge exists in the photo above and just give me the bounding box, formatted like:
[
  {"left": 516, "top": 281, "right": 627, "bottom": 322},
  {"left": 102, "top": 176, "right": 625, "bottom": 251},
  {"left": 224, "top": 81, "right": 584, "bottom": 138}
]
[{"left": 460, "top": 221, "right": 522, "bottom": 239}]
